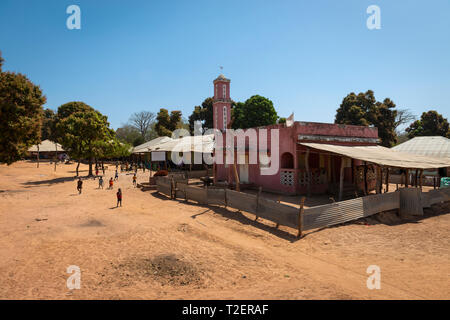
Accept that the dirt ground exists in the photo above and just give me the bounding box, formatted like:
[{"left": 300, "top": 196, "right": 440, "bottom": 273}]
[{"left": 0, "top": 161, "right": 449, "bottom": 300}]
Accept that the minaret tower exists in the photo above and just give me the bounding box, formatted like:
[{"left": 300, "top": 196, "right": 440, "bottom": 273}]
[{"left": 213, "top": 74, "right": 231, "bottom": 131}]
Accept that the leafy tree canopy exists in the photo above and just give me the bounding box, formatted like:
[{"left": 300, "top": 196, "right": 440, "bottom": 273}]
[
  {"left": 56, "top": 103, "right": 114, "bottom": 175},
  {"left": 0, "top": 50, "right": 4, "bottom": 72},
  {"left": 155, "top": 108, "right": 183, "bottom": 137},
  {"left": 188, "top": 97, "right": 214, "bottom": 133},
  {"left": 0, "top": 71, "right": 46, "bottom": 164},
  {"left": 41, "top": 108, "right": 56, "bottom": 141},
  {"left": 231, "top": 95, "right": 278, "bottom": 129},
  {"left": 405, "top": 110, "right": 450, "bottom": 139},
  {"left": 335, "top": 90, "right": 398, "bottom": 147}
]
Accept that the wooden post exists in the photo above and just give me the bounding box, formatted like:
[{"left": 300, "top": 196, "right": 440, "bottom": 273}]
[
  {"left": 255, "top": 186, "right": 262, "bottom": 221},
  {"left": 275, "top": 196, "right": 281, "bottom": 228},
  {"left": 170, "top": 178, "right": 175, "bottom": 200},
  {"left": 233, "top": 156, "right": 240, "bottom": 192},
  {"left": 54, "top": 142, "right": 57, "bottom": 172},
  {"left": 363, "top": 162, "right": 368, "bottom": 196},
  {"left": 405, "top": 169, "right": 409, "bottom": 188},
  {"left": 385, "top": 167, "right": 390, "bottom": 193},
  {"left": 414, "top": 169, "right": 419, "bottom": 187},
  {"left": 224, "top": 187, "right": 228, "bottom": 209},
  {"left": 305, "top": 148, "right": 311, "bottom": 197},
  {"left": 297, "top": 197, "right": 306, "bottom": 238},
  {"left": 419, "top": 169, "right": 423, "bottom": 191},
  {"left": 37, "top": 145, "right": 40, "bottom": 168},
  {"left": 339, "top": 157, "right": 345, "bottom": 201},
  {"left": 376, "top": 166, "right": 382, "bottom": 194}
]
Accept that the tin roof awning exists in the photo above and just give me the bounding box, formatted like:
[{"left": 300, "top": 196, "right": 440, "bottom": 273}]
[{"left": 299, "top": 142, "right": 450, "bottom": 169}]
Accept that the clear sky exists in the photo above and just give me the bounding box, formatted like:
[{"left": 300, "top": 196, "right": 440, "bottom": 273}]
[{"left": 1, "top": 0, "right": 449, "bottom": 130}]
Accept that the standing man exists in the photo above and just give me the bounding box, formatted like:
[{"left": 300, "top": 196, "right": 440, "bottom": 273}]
[{"left": 77, "top": 178, "right": 83, "bottom": 194}]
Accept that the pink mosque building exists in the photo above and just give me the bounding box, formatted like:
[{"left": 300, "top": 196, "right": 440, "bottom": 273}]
[{"left": 212, "top": 74, "right": 379, "bottom": 196}]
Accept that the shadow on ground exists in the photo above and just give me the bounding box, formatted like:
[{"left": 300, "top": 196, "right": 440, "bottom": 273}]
[
  {"left": 22, "top": 175, "right": 92, "bottom": 186},
  {"left": 149, "top": 191, "right": 299, "bottom": 242}
]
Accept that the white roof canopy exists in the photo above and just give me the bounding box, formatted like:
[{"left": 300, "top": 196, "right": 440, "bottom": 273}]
[
  {"left": 132, "top": 136, "right": 173, "bottom": 153},
  {"left": 28, "top": 140, "right": 64, "bottom": 152},
  {"left": 300, "top": 142, "right": 450, "bottom": 169},
  {"left": 147, "top": 134, "right": 215, "bottom": 153}
]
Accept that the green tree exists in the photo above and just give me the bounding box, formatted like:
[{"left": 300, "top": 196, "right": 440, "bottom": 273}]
[
  {"left": 41, "top": 108, "right": 56, "bottom": 141},
  {"left": 231, "top": 95, "right": 278, "bottom": 129},
  {"left": 405, "top": 110, "right": 450, "bottom": 138},
  {"left": 0, "top": 71, "right": 46, "bottom": 164},
  {"left": 93, "top": 136, "right": 131, "bottom": 168},
  {"left": 0, "top": 50, "right": 4, "bottom": 72},
  {"left": 116, "top": 124, "right": 142, "bottom": 145},
  {"left": 335, "top": 90, "right": 398, "bottom": 147},
  {"left": 155, "top": 108, "right": 183, "bottom": 136},
  {"left": 188, "top": 97, "right": 214, "bottom": 133},
  {"left": 56, "top": 104, "right": 113, "bottom": 176},
  {"left": 56, "top": 101, "right": 92, "bottom": 120}
]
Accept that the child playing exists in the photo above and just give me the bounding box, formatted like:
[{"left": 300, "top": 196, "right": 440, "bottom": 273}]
[
  {"left": 98, "top": 176, "right": 104, "bottom": 189},
  {"left": 132, "top": 174, "right": 137, "bottom": 187},
  {"left": 109, "top": 177, "right": 114, "bottom": 189},
  {"left": 114, "top": 170, "right": 119, "bottom": 181},
  {"left": 116, "top": 188, "right": 122, "bottom": 207},
  {"left": 77, "top": 178, "right": 83, "bottom": 194}
]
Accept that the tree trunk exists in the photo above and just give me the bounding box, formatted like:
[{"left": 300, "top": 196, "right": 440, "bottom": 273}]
[
  {"left": 76, "top": 159, "right": 81, "bottom": 177},
  {"left": 88, "top": 157, "right": 93, "bottom": 176}
]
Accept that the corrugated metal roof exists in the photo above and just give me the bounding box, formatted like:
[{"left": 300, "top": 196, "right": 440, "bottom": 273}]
[
  {"left": 28, "top": 140, "right": 64, "bottom": 152},
  {"left": 299, "top": 142, "right": 450, "bottom": 169},
  {"left": 392, "top": 136, "right": 450, "bottom": 160}
]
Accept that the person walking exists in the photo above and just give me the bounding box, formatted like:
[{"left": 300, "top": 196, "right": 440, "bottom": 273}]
[
  {"left": 109, "top": 177, "right": 114, "bottom": 189},
  {"left": 132, "top": 173, "right": 137, "bottom": 187},
  {"left": 77, "top": 178, "right": 83, "bottom": 194},
  {"left": 98, "top": 176, "right": 104, "bottom": 189},
  {"left": 114, "top": 169, "right": 119, "bottom": 181},
  {"left": 116, "top": 188, "right": 122, "bottom": 207}
]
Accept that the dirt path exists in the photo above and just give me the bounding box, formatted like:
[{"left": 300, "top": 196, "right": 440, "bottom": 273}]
[{"left": 0, "top": 161, "right": 448, "bottom": 299}]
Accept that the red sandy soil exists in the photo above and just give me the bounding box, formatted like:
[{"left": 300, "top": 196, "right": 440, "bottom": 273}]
[{"left": 0, "top": 161, "right": 449, "bottom": 299}]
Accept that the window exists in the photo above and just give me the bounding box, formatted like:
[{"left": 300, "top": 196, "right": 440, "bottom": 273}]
[
  {"left": 215, "top": 84, "right": 218, "bottom": 98},
  {"left": 222, "top": 85, "right": 226, "bottom": 99},
  {"left": 215, "top": 106, "right": 218, "bottom": 129},
  {"left": 223, "top": 106, "right": 227, "bottom": 129}
]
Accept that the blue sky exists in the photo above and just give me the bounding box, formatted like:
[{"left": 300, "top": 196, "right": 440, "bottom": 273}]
[{"left": 1, "top": 0, "right": 449, "bottom": 130}]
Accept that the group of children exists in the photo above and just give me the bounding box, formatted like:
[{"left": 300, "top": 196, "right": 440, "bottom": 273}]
[{"left": 76, "top": 169, "right": 138, "bottom": 207}]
